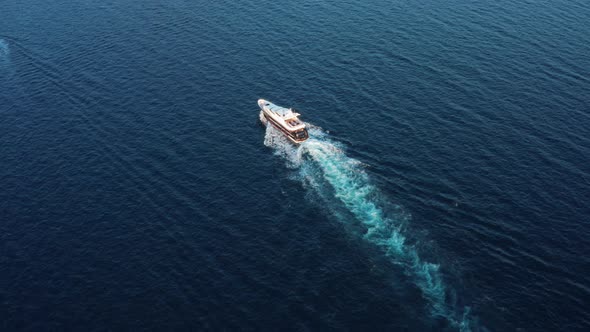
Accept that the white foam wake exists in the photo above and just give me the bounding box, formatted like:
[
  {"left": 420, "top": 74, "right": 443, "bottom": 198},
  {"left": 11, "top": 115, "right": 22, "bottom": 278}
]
[{"left": 264, "top": 124, "right": 474, "bottom": 331}]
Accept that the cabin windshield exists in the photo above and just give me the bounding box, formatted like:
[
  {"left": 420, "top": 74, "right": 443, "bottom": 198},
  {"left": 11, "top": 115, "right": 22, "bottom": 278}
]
[{"left": 294, "top": 130, "right": 307, "bottom": 139}]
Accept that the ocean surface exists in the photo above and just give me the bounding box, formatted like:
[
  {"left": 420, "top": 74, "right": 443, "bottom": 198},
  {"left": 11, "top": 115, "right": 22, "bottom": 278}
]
[{"left": 1, "top": 0, "right": 590, "bottom": 330}]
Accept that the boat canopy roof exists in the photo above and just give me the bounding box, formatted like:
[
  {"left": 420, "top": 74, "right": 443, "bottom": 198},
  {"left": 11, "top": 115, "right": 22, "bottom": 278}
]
[{"left": 266, "top": 103, "right": 298, "bottom": 119}]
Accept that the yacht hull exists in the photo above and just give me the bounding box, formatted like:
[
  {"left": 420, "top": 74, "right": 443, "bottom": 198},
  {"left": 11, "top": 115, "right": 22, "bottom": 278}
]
[
  {"left": 258, "top": 99, "right": 308, "bottom": 144},
  {"left": 260, "top": 111, "right": 307, "bottom": 144}
]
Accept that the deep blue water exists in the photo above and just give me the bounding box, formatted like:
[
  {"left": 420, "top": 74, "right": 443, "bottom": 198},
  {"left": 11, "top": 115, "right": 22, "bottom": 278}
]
[{"left": 2, "top": 0, "right": 590, "bottom": 330}]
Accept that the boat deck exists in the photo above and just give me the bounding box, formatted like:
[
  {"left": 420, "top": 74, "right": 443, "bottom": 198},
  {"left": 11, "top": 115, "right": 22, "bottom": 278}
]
[
  {"left": 263, "top": 102, "right": 304, "bottom": 130},
  {"left": 266, "top": 103, "right": 297, "bottom": 118}
]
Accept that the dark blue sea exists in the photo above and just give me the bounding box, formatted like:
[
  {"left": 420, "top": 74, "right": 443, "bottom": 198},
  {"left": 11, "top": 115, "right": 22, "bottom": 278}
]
[{"left": 2, "top": 1, "right": 590, "bottom": 331}]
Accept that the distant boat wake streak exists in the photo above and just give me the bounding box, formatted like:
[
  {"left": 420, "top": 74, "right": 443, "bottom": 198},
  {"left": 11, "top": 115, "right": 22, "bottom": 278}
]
[
  {"left": 0, "top": 38, "right": 16, "bottom": 92},
  {"left": 264, "top": 124, "right": 476, "bottom": 331},
  {"left": 0, "top": 39, "right": 9, "bottom": 64},
  {"left": 0, "top": 38, "right": 13, "bottom": 79}
]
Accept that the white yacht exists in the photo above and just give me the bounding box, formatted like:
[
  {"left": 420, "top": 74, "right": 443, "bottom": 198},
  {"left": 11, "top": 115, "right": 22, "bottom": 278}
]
[{"left": 258, "top": 99, "right": 309, "bottom": 144}]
